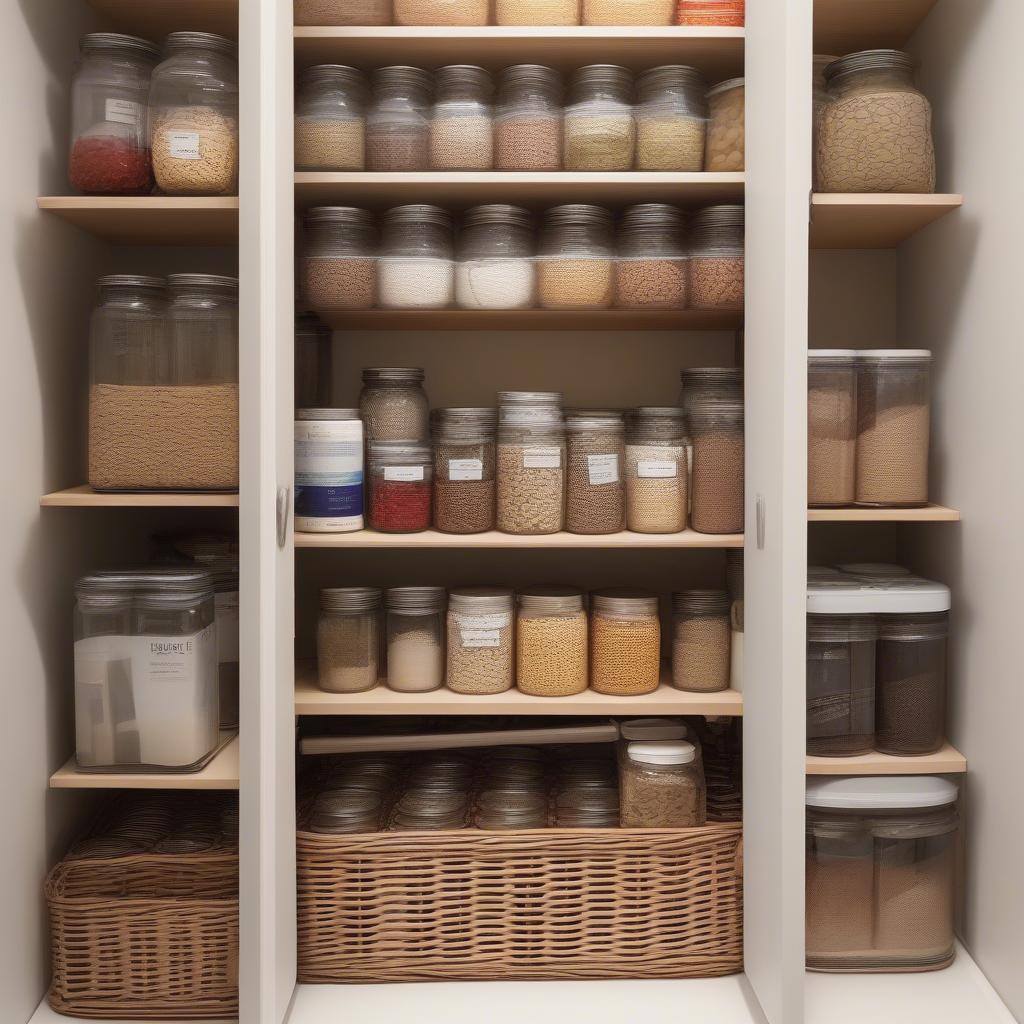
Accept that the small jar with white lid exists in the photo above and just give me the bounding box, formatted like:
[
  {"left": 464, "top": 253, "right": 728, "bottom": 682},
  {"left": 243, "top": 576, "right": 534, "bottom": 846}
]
[
  {"left": 590, "top": 588, "right": 661, "bottom": 696},
  {"left": 618, "top": 717, "right": 702, "bottom": 772},
  {"left": 516, "top": 586, "right": 588, "bottom": 697},
  {"left": 446, "top": 587, "right": 515, "bottom": 695},
  {"left": 294, "top": 408, "right": 364, "bottom": 533},
  {"left": 625, "top": 407, "right": 688, "bottom": 534},
  {"left": 495, "top": 65, "right": 564, "bottom": 170},
  {"left": 689, "top": 205, "right": 744, "bottom": 311},
  {"left": 429, "top": 66, "right": 494, "bottom": 171},
  {"left": 808, "top": 350, "right": 857, "bottom": 507},
  {"left": 385, "top": 587, "right": 447, "bottom": 693},
  {"left": 367, "top": 440, "right": 432, "bottom": 533},
  {"left": 366, "top": 66, "right": 432, "bottom": 171},
  {"left": 378, "top": 205, "right": 455, "bottom": 309},
  {"left": 671, "top": 590, "right": 731, "bottom": 692},
  {"left": 704, "top": 77, "right": 744, "bottom": 171},
  {"left": 294, "top": 64, "right": 367, "bottom": 170},
  {"left": 615, "top": 204, "right": 688, "bottom": 309},
  {"left": 635, "top": 65, "right": 708, "bottom": 171},
  {"left": 301, "top": 206, "right": 377, "bottom": 312},
  {"left": 359, "top": 366, "right": 429, "bottom": 443},
  {"left": 456, "top": 205, "right": 536, "bottom": 310},
  {"left": 564, "top": 65, "right": 635, "bottom": 171},
  {"left": 620, "top": 740, "right": 706, "bottom": 827},
  {"left": 317, "top": 587, "right": 382, "bottom": 693},
  {"left": 537, "top": 204, "right": 614, "bottom": 310}
]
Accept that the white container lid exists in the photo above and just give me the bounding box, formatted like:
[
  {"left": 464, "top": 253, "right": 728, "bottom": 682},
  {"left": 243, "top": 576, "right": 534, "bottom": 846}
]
[
  {"left": 807, "top": 573, "right": 951, "bottom": 614},
  {"left": 808, "top": 349, "right": 858, "bottom": 360},
  {"left": 856, "top": 349, "right": 932, "bottom": 360},
  {"left": 807, "top": 776, "right": 957, "bottom": 810},
  {"left": 620, "top": 718, "right": 689, "bottom": 741},
  {"left": 627, "top": 740, "right": 697, "bottom": 766}
]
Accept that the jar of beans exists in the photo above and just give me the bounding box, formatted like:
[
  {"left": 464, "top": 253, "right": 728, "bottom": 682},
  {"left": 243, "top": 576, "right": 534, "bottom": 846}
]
[
  {"left": 615, "top": 204, "right": 688, "bottom": 309},
  {"left": 671, "top": 589, "right": 731, "bottom": 692},
  {"left": 636, "top": 65, "right": 708, "bottom": 171},
  {"left": 676, "top": 0, "right": 744, "bottom": 25},
  {"left": 294, "top": 0, "right": 393, "bottom": 26},
  {"left": 366, "top": 66, "right": 431, "bottom": 171},
  {"left": 378, "top": 205, "right": 455, "bottom": 309},
  {"left": 808, "top": 350, "right": 857, "bottom": 507},
  {"left": 679, "top": 366, "right": 743, "bottom": 429},
  {"left": 69, "top": 33, "right": 159, "bottom": 195},
  {"left": 429, "top": 66, "right": 494, "bottom": 170},
  {"left": 590, "top": 588, "right": 661, "bottom": 695},
  {"left": 537, "top": 205, "right": 614, "bottom": 310},
  {"left": 294, "top": 64, "right": 367, "bottom": 170},
  {"left": 625, "top": 407, "right": 688, "bottom": 533},
  {"left": 394, "top": 0, "right": 488, "bottom": 24},
  {"left": 456, "top": 205, "right": 536, "bottom": 310},
  {"left": 689, "top": 397, "right": 744, "bottom": 535},
  {"left": 565, "top": 412, "right": 626, "bottom": 535},
  {"left": 689, "top": 205, "right": 744, "bottom": 311},
  {"left": 295, "top": 312, "right": 332, "bottom": 408},
  {"left": 583, "top": 0, "right": 675, "bottom": 25},
  {"left": 705, "top": 77, "right": 744, "bottom": 171},
  {"left": 317, "top": 587, "right": 382, "bottom": 694},
  {"left": 855, "top": 350, "right": 931, "bottom": 507},
  {"left": 497, "top": 0, "right": 580, "bottom": 26},
  {"left": 516, "top": 586, "right": 588, "bottom": 697},
  {"left": 359, "top": 366, "right": 429, "bottom": 442},
  {"left": 495, "top": 65, "right": 563, "bottom": 171},
  {"left": 446, "top": 587, "right": 515, "bottom": 695},
  {"left": 431, "top": 407, "right": 498, "bottom": 534},
  {"left": 564, "top": 66, "right": 635, "bottom": 171},
  {"left": 367, "top": 441, "right": 432, "bottom": 533},
  {"left": 301, "top": 206, "right": 377, "bottom": 312},
  {"left": 385, "top": 587, "right": 446, "bottom": 693}
]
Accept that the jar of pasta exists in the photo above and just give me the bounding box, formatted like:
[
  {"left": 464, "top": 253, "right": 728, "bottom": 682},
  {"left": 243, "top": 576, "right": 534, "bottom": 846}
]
[
  {"left": 366, "top": 66, "right": 431, "bottom": 171},
  {"left": 590, "top": 588, "right": 661, "bottom": 695},
  {"left": 317, "top": 587, "right": 382, "bottom": 694},
  {"left": 495, "top": 65, "right": 563, "bottom": 171},
  {"left": 516, "top": 586, "right": 588, "bottom": 697},
  {"left": 565, "top": 412, "right": 625, "bottom": 535},
  {"left": 564, "top": 65, "right": 635, "bottom": 171},
  {"left": 625, "top": 407, "right": 688, "bottom": 533},
  {"left": 636, "top": 65, "right": 707, "bottom": 171},
  {"left": 294, "top": 64, "right": 367, "bottom": 170},
  {"left": 301, "top": 206, "right": 376, "bottom": 312},
  {"left": 615, "top": 203, "right": 688, "bottom": 309},
  {"left": 430, "top": 65, "right": 494, "bottom": 170},
  {"left": 689, "top": 397, "right": 744, "bottom": 535},
  {"left": 671, "top": 589, "right": 731, "bottom": 692},
  {"left": 446, "top": 587, "right": 514, "bottom": 695},
  {"left": 705, "top": 77, "right": 744, "bottom": 171},
  {"left": 432, "top": 407, "right": 497, "bottom": 534},
  {"left": 537, "top": 204, "right": 614, "bottom": 310},
  {"left": 689, "top": 204, "right": 744, "bottom": 311}
]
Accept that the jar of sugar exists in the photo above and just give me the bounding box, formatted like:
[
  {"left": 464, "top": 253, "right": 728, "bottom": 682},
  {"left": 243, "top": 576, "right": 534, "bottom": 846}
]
[
  {"left": 378, "top": 204, "right": 455, "bottom": 309},
  {"left": 385, "top": 587, "right": 447, "bottom": 693},
  {"left": 456, "top": 204, "right": 536, "bottom": 310}
]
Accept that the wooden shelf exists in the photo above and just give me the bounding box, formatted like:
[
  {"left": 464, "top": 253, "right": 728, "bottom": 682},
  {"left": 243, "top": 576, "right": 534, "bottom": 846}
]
[
  {"left": 49, "top": 734, "right": 240, "bottom": 790},
  {"left": 37, "top": 197, "right": 239, "bottom": 245},
  {"left": 296, "top": 528, "right": 742, "bottom": 549},
  {"left": 294, "top": 26, "right": 744, "bottom": 80},
  {"left": 808, "top": 504, "right": 960, "bottom": 523},
  {"left": 85, "top": 0, "right": 237, "bottom": 38},
  {"left": 295, "top": 172, "right": 744, "bottom": 210},
  {"left": 810, "top": 193, "right": 962, "bottom": 249},
  {"left": 806, "top": 742, "right": 966, "bottom": 776},
  {"left": 30, "top": 996, "right": 235, "bottom": 1024},
  {"left": 813, "top": 0, "right": 938, "bottom": 53},
  {"left": 40, "top": 486, "right": 239, "bottom": 508}
]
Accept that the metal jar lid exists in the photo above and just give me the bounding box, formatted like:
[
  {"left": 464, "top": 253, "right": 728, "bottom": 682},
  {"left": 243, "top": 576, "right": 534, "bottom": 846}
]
[
  {"left": 362, "top": 366, "right": 425, "bottom": 384},
  {"left": 305, "top": 206, "right": 374, "bottom": 228},
  {"left": 98, "top": 274, "right": 166, "bottom": 292},
  {"left": 167, "top": 273, "right": 239, "bottom": 295},
  {"left": 298, "top": 64, "right": 367, "bottom": 91},
  {"left": 297, "top": 408, "right": 361, "bottom": 420},
  {"left": 569, "top": 64, "right": 633, "bottom": 97},
  {"left": 163, "top": 31, "right": 237, "bottom": 58},
  {"left": 372, "top": 65, "right": 433, "bottom": 95},
  {"left": 81, "top": 33, "right": 161, "bottom": 61},
  {"left": 672, "top": 589, "right": 730, "bottom": 616},
  {"left": 498, "top": 390, "right": 563, "bottom": 406},
  {"left": 461, "top": 204, "right": 534, "bottom": 231},
  {"left": 517, "top": 585, "right": 585, "bottom": 615},
  {"left": 498, "top": 64, "right": 563, "bottom": 95},
  {"left": 688, "top": 396, "right": 745, "bottom": 428},
  {"left": 386, "top": 586, "right": 447, "bottom": 612},
  {"left": 382, "top": 205, "right": 452, "bottom": 230},
  {"left": 367, "top": 440, "right": 431, "bottom": 465},
  {"left": 707, "top": 76, "right": 745, "bottom": 99},
  {"left": 824, "top": 49, "right": 914, "bottom": 84},
  {"left": 638, "top": 65, "right": 708, "bottom": 98},
  {"left": 566, "top": 412, "right": 625, "bottom": 433},
  {"left": 542, "top": 204, "right": 614, "bottom": 230},
  {"left": 321, "top": 587, "right": 383, "bottom": 613},
  {"left": 681, "top": 366, "right": 743, "bottom": 387},
  {"left": 591, "top": 587, "right": 659, "bottom": 616},
  {"left": 434, "top": 64, "right": 493, "bottom": 96},
  {"left": 619, "top": 203, "right": 686, "bottom": 230},
  {"left": 691, "top": 204, "right": 745, "bottom": 233},
  {"left": 448, "top": 586, "right": 514, "bottom": 615}
]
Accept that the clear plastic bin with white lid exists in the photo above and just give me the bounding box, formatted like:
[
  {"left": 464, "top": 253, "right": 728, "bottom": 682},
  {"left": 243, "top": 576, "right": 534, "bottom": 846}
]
[{"left": 619, "top": 739, "right": 706, "bottom": 827}]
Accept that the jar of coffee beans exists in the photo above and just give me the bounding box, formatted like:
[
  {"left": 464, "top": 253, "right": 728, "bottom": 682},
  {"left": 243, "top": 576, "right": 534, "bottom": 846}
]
[
  {"left": 625, "top": 407, "right": 688, "bottom": 534},
  {"left": 446, "top": 587, "right": 514, "bottom": 695},
  {"left": 294, "top": 64, "right": 367, "bottom": 170},
  {"left": 366, "top": 66, "right": 431, "bottom": 171},
  {"left": 565, "top": 412, "right": 626, "bottom": 535},
  {"left": 359, "top": 366, "right": 429, "bottom": 442},
  {"left": 537, "top": 204, "right": 614, "bottom": 309},
  {"left": 367, "top": 440, "right": 432, "bottom": 533},
  {"left": 564, "top": 65, "right": 635, "bottom": 171},
  {"left": 590, "top": 588, "right": 661, "bottom": 695},
  {"left": 385, "top": 587, "right": 446, "bottom": 693},
  {"left": 317, "top": 587, "right": 382, "bottom": 694},
  {"left": 635, "top": 65, "right": 707, "bottom": 171},
  {"left": 430, "top": 65, "right": 494, "bottom": 171},
  {"left": 495, "top": 65, "right": 564, "bottom": 170},
  {"left": 615, "top": 204, "right": 688, "bottom": 309},
  {"left": 378, "top": 204, "right": 455, "bottom": 309},
  {"left": 689, "top": 204, "right": 744, "bottom": 311},
  {"left": 671, "top": 589, "right": 731, "bottom": 692},
  {"left": 431, "top": 407, "right": 497, "bottom": 534},
  {"left": 301, "top": 206, "right": 377, "bottom": 312},
  {"left": 516, "top": 586, "right": 588, "bottom": 697},
  {"left": 688, "top": 397, "right": 743, "bottom": 535}
]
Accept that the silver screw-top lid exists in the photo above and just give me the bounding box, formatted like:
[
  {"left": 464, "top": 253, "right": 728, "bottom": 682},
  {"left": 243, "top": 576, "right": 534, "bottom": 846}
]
[
  {"left": 297, "top": 408, "right": 361, "bottom": 420},
  {"left": 386, "top": 586, "right": 447, "bottom": 612},
  {"left": 98, "top": 274, "right": 166, "bottom": 292},
  {"left": 591, "top": 587, "right": 659, "bottom": 616},
  {"left": 362, "top": 366, "right": 425, "bottom": 384},
  {"left": 672, "top": 589, "right": 731, "bottom": 616},
  {"left": 163, "top": 31, "right": 237, "bottom": 58},
  {"left": 517, "top": 585, "right": 585, "bottom": 615},
  {"left": 321, "top": 587, "right": 383, "bottom": 613},
  {"left": 824, "top": 49, "right": 914, "bottom": 84},
  {"left": 448, "top": 586, "right": 514, "bottom": 615}
]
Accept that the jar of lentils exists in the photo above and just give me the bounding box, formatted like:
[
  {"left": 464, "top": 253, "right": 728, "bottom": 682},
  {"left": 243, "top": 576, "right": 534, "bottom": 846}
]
[
  {"left": 359, "top": 366, "right": 429, "bottom": 442},
  {"left": 705, "top": 77, "right": 744, "bottom": 171},
  {"left": 625, "top": 407, "right": 688, "bottom": 533},
  {"left": 564, "top": 65, "right": 635, "bottom": 171},
  {"left": 584, "top": 0, "right": 675, "bottom": 24},
  {"left": 378, "top": 205, "right": 455, "bottom": 309},
  {"left": 432, "top": 407, "right": 497, "bottom": 534},
  {"left": 367, "top": 441, "right": 432, "bottom": 533},
  {"left": 446, "top": 587, "right": 515, "bottom": 695},
  {"left": 636, "top": 65, "right": 707, "bottom": 171},
  {"left": 301, "top": 206, "right": 377, "bottom": 312},
  {"left": 386, "top": 587, "right": 446, "bottom": 693},
  {"left": 495, "top": 65, "right": 563, "bottom": 171},
  {"left": 689, "top": 397, "right": 744, "bottom": 535},
  {"left": 317, "top": 587, "right": 382, "bottom": 694},
  {"left": 516, "top": 586, "right": 588, "bottom": 697},
  {"left": 366, "top": 66, "right": 431, "bottom": 171},
  {"left": 615, "top": 204, "right": 688, "bottom": 309},
  {"left": 456, "top": 205, "right": 536, "bottom": 310},
  {"left": 590, "top": 589, "right": 661, "bottom": 696},
  {"left": 294, "top": 65, "right": 367, "bottom": 171},
  {"left": 537, "top": 204, "right": 614, "bottom": 310},
  {"left": 294, "top": 0, "right": 393, "bottom": 25},
  {"left": 565, "top": 412, "right": 626, "bottom": 535},
  {"left": 689, "top": 205, "right": 744, "bottom": 311},
  {"left": 430, "top": 65, "right": 494, "bottom": 171},
  {"left": 671, "top": 589, "right": 731, "bottom": 692}
]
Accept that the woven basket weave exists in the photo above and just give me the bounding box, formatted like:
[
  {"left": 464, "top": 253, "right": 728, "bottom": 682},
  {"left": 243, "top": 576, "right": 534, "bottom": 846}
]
[{"left": 297, "top": 822, "right": 743, "bottom": 983}]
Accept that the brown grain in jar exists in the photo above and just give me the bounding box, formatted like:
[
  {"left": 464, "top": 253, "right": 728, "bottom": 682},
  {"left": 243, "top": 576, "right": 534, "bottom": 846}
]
[
  {"left": 446, "top": 587, "right": 514, "bottom": 695},
  {"left": 565, "top": 412, "right": 625, "bottom": 535},
  {"left": 294, "top": 0, "right": 393, "bottom": 25},
  {"left": 494, "top": 65, "right": 563, "bottom": 171},
  {"left": 590, "top": 588, "right": 661, "bottom": 695},
  {"left": 615, "top": 203, "right": 688, "bottom": 309},
  {"left": 808, "top": 350, "right": 857, "bottom": 507},
  {"left": 625, "top": 407, "right": 688, "bottom": 533},
  {"left": 359, "top": 366, "right": 429, "bottom": 442},
  {"left": 537, "top": 204, "right": 614, "bottom": 309},
  {"left": 496, "top": 0, "right": 581, "bottom": 24},
  {"left": 516, "top": 587, "right": 589, "bottom": 696},
  {"left": 689, "top": 204, "right": 744, "bottom": 311},
  {"left": 689, "top": 397, "right": 744, "bottom": 535},
  {"left": 300, "top": 206, "right": 376, "bottom": 312},
  {"left": 671, "top": 589, "right": 731, "bottom": 692},
  {"left": 431, "top": 407, "right": 497, "bottom": 534},
  {"left": 394, "top": 0, "right": 489, "bottom": 24},
  {"left": 366, "top": 66, "right": 431, "bottom": 171}
]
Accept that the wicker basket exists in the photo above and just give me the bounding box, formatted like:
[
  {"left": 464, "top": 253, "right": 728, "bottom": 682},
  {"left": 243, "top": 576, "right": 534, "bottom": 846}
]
[
  {"left": 297, "top": 822, "right": 743, "bottom": 983},
  {"left": 46, "top": 850, "right": 239, "bottom": 1020}
]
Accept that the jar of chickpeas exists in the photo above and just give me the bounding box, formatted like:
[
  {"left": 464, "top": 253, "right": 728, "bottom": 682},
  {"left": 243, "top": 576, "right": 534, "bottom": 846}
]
[
  {"left": 590, "top": 588, "right": 661, "bottom": 695},
  {"left": 516, "top": 586, "right": 588, "bottom": 697}
]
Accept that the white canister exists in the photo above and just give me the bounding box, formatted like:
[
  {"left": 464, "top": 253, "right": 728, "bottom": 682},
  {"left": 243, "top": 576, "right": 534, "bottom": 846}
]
[{"left": 295, "top": 408, "right": 364, "bottom": 532}]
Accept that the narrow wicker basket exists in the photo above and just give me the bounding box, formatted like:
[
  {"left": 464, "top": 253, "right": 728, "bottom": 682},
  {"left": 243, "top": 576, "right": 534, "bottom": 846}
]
[
  {"left": 297, "top": 822, "right": 743, "bottom": 983},
  {"left": 46, "top": 850, "right": 239, "bottom": 1020}
]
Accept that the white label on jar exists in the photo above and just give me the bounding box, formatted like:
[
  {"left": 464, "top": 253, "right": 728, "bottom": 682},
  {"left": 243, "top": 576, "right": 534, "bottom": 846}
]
[
  {"left": 215, "top": 591, "right": 240, "bottom": 664},
  {"left": 105, "top": 98, "right": 142, "bottom": 126},
  {"left": 383, "top": 466, "right": 424, "bottom": 482},
  {"left": 638, "top": 460, "right": 678, "bottom": 479},
  {"left": 167, "top": 130, "right": 201, "bottom": 160},
  {"left": 523, "top": 446, "right": 561, "bottom": 469},
  {"left": 459, "top": 612, "right": 510, "bottom": 630},
  {"left": 449, "top": 458, "right": 483, "bottom": 481},
  {"left": 461, "top": 629, "right": 501, "bottom": 648},
  {"left": 587, "top": 453, "right": 619, "bottom": 485}
]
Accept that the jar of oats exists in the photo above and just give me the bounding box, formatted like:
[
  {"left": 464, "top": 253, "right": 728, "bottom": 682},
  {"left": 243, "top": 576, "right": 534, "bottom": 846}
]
[
  {"left": 359, "top": 366, "right": 429, "bottom": 442},
  {"left": 590, "top": 588, "right": 661, "bottom": 696},
  {"left": 294, "top": 64, "right": 367, "bottom": 170},
  {"left": 301, "top": 206, "right": 376, "bottom": 312},
  {"left": 537, "top": 204, "right": 614, "bottom": 310},
  {"left": 385, "top": 587, "right": 446, "bottom": 693},
  {"left": 808, "top": 350, "right": 857, "bottom": 507},
  {"left": 366, "top": 66, "right": 431, "bottom": 171},
  {"left": 317, "top": 587, "right": 382, "bottom": 694},
  {"left": 564, "top": 65, "right": 635, "bottom": 171},
  {"left": 584, "top": 0, "right": 674, "bottom": 24},
  {"left": 671, "top": 589, "right": 731, "bottom": 692},
  {"left": 689, "top": 397, "right": 744, "bottom": 535},
  {"left": 636, "top": 65, "right": 707, "bottom": 171},
  {"left": 705, "top": 77, "right": 744, "bottom": 171},
  {"left": 497, "top": 0, "right": 581, "bottom": 25},
  {"left": 615, "top": 204, "right": 688, "bottom": 309},
  {"left": 378, "top": 204, "right": 455, "bottom": 309},
  {"left": 625, "top": 407, "right": 688, "bottom": 533},
  {"left": 446, "top": 587, "right": 514, "bottom": 695},
  {"left": 456, "top": 204, "right": 536, "bottom": 310},
  {"left": 430, "top": 65, "right": 494, "bottom": 171},
  {"left": 394, "top": 0, "right": 488, "bottom": 24},
  {"left": 516, "top": 586, "right": 588, "bottom": 697},
  {"left": 294, "top": 0, "right": 392, "bottom": 25},
  {"left": 689, "top": 204, "right": 744, "bottom": 311},
  {"left": 495, "top": 65, "right": 563, "bottom": 171},
  {"left": 432, "top": 407, "right": 498, "bottom": 534},
  {"left": 565, "top": 412, "right": 625, "bottom": 535}
]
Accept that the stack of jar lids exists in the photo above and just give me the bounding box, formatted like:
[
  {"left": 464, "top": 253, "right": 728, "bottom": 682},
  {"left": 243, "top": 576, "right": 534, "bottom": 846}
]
[
  {"left": 76, "top": 566, "right": 216, "bottom": 604},
  {"left": 309, "top": 788, "right": 383, "bottom": 834},
  {"left": 620, "top": 718, "right": 690, "bottom": 742},
  {"left": 391, "top": 789, "right": 469, "bottom": 831},
  {"left": 320, "top": 587, "right": 383, "bottom": 612},
  {"left": 385, "top": 586, "right": 448, "bottom": 612},
  {"left": 476, "top": 789, "right": 548, "bottom": 830},
  {"left": 672, "top": 589, "right": 731, "bottom": 615}
]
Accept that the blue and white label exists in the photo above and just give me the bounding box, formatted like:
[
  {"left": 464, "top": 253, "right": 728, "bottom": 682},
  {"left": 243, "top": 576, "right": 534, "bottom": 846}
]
[{"left": 294, "top": 421, "right": 365, "bottom": 532}]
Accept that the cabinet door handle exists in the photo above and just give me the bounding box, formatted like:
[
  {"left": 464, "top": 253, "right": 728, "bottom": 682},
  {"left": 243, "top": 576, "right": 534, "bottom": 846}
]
[
  {"left": 756, "top": 495, "right": 766, "bottom": 550},
  {"left": 276, "top": 486, "right": 291, "bottom": 549}
]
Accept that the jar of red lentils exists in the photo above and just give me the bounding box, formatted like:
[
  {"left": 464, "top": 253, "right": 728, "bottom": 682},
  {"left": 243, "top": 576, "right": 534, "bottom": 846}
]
[
  {"left": 367, "top": 440, "right": 432, "bottom": 533},
  {"left": 590, "top": 588, "right": 661, "bottom": 695}
]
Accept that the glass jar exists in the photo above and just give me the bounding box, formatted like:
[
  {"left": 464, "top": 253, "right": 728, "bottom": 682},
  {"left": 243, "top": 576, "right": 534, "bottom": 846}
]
[
  {"left": 816, "top": 50, "right": 935, "bottom": 193},
  {"left": 496, "top": 392, "right": 566, "bottom": 535},
  {"left": 808, "top": 350, "right": 857, "bottom": 507},
  {"left": 855, "top": 350, "right": 932, "bottom": 507},
  {"left": 625, "top": 407, "right": 687, "bottom": 533},
  {"left": 495, "top": 65, "right": 563, "bottom": 170},
  {"left": 367, "top": 440, "right": 432, "bottom": 533},
  {"left": 390, "top": 790, "right": 470, "bottom": 831},
  {"left": 477, "top": 788, "right": 549, "bottom": 830},
  {"left": 294, "top": 0, "right": 393, "bottom": 26},
  {"left": 671, "top": 590, "right": 730, "bottom": 692},
  {"left": 565, "top": 412, "right": 625, "bottom": 535},
  {"left": 378, "top": 205, "right": 455, "bottom": 309},
  {"left": 429, "top": 65, "right": 494, "bottom": 171},
  {"left": 679, "top": 366, "right": 743, "bottom": 427},
  {"left": 636, "top": 66, "right": 707, "bottom": 171},
  {"left": 497, "top": 0, "right": 580, "bottom": 26},
  {"left": 689, "top": 397, "right": 744, "bottom": 535},
  {"left": 359, "top": 366, "right": 429, "bottom": 442},
  {"left": 584, "top": 0, "right": 675, "bottom": 25},
  {"left": 294, "top": 64, "right": 367, "bottom": 170},
  {"left": 149, "top": 32, "right": 239, "bottom": 196},
  {"left": 394, "top": 0, "right": 488, "bottom": 24},
  {"left": 446, "top": 587, "right": 515, "bottom": 695},
  {"left": 812, "top": 54, "right": 838, "bottom": 183},
  {"left": 620, "top": 740, "right": 706, "bottom": 826},
  {"left": 309, "top": 789, "right": 383, "bottom": 834},
  {"left": 564, "top": 65, "right": 635, "bottom": 171},
  {"left": 295, "top": 312, "right": 332, "bottom": 408},
  {"left": 69, "top": 33, "right": 159, "bottom": 195},
  {"left": 366, "top": 66, "right": 431, "bottom": 171},
  {"left": 705, "top": 77, "right": 744, "bottom": 171},
  {"left": 726, "top": 547, "right": 744, "bottom": 691},
  {"left": 295, "top": 408, "right": 365, "bottom": 533},
  {"left": 537, "top": 205, "right": 614, "bottom": 310},
  {"left": 432, "top": 407, "right": 498, "bottom": 534},
  {"left": 301, "top": 206, "right": 377, "bottom": 312},
  {"left": 676, "top": 0, "right": 744, "bottom": 25},
  {"left": 385, "top": 587, "right": 447, "bottom": 693},
  {"left": 689, "top": 204, "right": 744, "bottom": 311},
  {"left": 317, "top": 587, "right": 382, "bottom": 693},
  {"left": 590, "top": 588, "right": 661, "bottom": 695},
  {"left": 456, "top": 205, "right": 536, "bottom": 310},
  {"left": 516, "top": 586, "right": 588, "bottom": 696},
  {"left": 615, "top": 204, "right": 688, "bottom": 309},
  {"left": 806, "top": 777, "right": 958, "bottom": 971},
  {"left": 74, "top": 568, "right": 219, "bottom": 770},
  {"left": 554, "top": 784, "right": 620, "bottom": 827}
]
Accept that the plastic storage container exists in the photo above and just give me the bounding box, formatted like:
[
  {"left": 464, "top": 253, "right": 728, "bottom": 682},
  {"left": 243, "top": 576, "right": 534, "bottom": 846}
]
[
  {"left": 620, "top": 740, "right": 706, "bottom": 827},
  {"left": 564, "top": 66, "right": 635, "bottom": 170},
  {"left": 590, "top": 588, "right": 661, "bottom": 695},
  {"left": 537, "top": 204, "right": 614, "bottom": 309},
  {"left": 806, "top": 776, "right": 958, "bottom": 972},
  {"left": 294, "top": 408, "right": 364, "bottom": 533},
  {"left": 705, "top": 77, "right": 744, "bottom": 171},
  {"left": 430, "top": 65, "right": 494, "bottom": 170},
  {"left": 676, "top": 0, "right": 744, "bottom": 25},
  {"left": 317, "top": 587, "right": 382, "bottom": 693},
  {"left": 385, "top": 587, "right": 447, "bottom": 693},
  {"left": 378, "top": 205, "right": 455, "bottom": 309},
  {"left": 808, "top": 350, "right": 857, "bottom": 507},
  {"left": 583, "top": 0, "right": 675, "bottom": 25},
  {"left": 446, "top": 587, "right": 515, "bottom": 695},
  {"left": 565, "top": 412, "right": 626, "bottom": 535},
  {"left": 294, "top": 0, "right": 393, "bottom": 26},
  {"left": 367, "top": 440, "right": 432, "bottom": 533},
  {"left": 301, "top": 206, "right": 377, "bottom": 311},
  {"left": 456, "top": 205, "right": 536, "bottom": 310},
  {"left": 394, "top": 0, "right": 488, "bottom": 25},
  {"left": 689, "top": 204, "right": 744, "bottom": 311},
  {"left": 615, "top": 204, "right": 688, "bottom": 309},
  {"left": 494, "top": 65, "right": 564, "bottom": 170},
  {"left": 69, "top": 33, "right": 160, "bottom": 195},
  {"left": 359, "top": 366, "right": 429, "bottom": 442},
  {"left": 516, "top": 586, "right": 588, "bottom": 696},
  {"left": 671, "top": 589, "right": 731, "bottom": 692},
  {"left": 689, "top": 397, "right": 744, "bottom": 535},
  {"left": 497, "top": 0, "right": 581, "bottom": 26},
  {"left": 625, "top": 407, "right": 688, "bottom": 533},
  {"left": 294, "top": 64, "right": 367, "bottom": 170},
  {"left": 149, "top": 32, "right": 239, "bottom": 195},
  {"left": 635, "top": 65, "right": 707, "bottom": 171},
  {"left": 366, "top": 66, "right": 432, "bottom": 171},
  {"left": 295, "top": 312, "right": 332, "bottom": 408},
  {"left": 816, "top": 50, "right": 935, "bottom": 193},
  {"left": 432, "top": 407, "right": 498, "bottom": 534}
]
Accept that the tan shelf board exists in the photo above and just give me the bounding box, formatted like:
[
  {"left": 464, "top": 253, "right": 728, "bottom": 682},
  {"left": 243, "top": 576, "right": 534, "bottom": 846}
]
[
  {"left": 37, "top": 196, "right": 239, "bottom": 245},
  {"left": 294, "top": 26, "right": 744, "bottom": 79},
  {"left": 296, "top": 528, "right": 743, "bottom": 549},
  {"left": 810, "top": 193, "right": 962, "bottom": 249},
  {"left": 806, "top": 742, "right": 966, "bottom": 776},
  {"left": 40, "top": 485, "right": 239, "bottom": 508},
  {"left": 808, "top": 504, "right": 960, "bottom": 523},
  {"left": 86, "top": 0, "right": 238, "bottom": 38},
  {"left": 813, "top": 0, "right": 938, "bottom": 53},
  {"left": 49, "top": 734, "right": 240, "bottom": 790}
]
